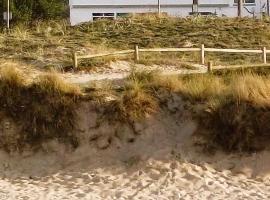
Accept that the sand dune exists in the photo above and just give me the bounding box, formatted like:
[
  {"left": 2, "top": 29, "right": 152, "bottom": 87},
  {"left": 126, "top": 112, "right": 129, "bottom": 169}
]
[{"left": 0, "top": 110, "right": 270, "bottom": 200}]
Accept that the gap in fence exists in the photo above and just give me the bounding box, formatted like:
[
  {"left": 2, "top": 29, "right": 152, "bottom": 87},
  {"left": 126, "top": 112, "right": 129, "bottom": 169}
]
[
  {"left": 137, "top": 52, "right": 200, "bottom": 69},
  {"left": 77, "top": 54, "right": 134, "bottom": 71}
]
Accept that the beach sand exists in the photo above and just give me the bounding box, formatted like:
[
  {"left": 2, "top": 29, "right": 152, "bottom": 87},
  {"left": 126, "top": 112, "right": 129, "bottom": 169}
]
[{"left": 0, "top": 112, "right": 270, "bottom": 200}]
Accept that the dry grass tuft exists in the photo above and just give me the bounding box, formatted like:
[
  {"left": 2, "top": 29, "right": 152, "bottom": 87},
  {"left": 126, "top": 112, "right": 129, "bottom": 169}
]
[
  {"left": 104, "top": 70, "right": 186, "bottom": 123},
  {"left": 181, "top": 74, "right": 226, "bottom": 102},
  {"left": 10, "top": 25, "right": 30, "bottom": 40},
  {"left": 229, "top": 73, "right": 270, "bottom": 107},
  {"left": 151, "top": 75, "right": 183, "bottom": 93},
  {"left": 197, "top": 73, "right": 270, "bottom": 152},
  {"left": 127, "top": 70, "right": 183, "bottom": 93},
  {"left": 120, "top": 80, "right": 158, "bottom": 121},
  {"left": 0, "top": 68, "right": 81, "bottom": 151},
  {"left": 104, "top": 70, "right": 159, "bottom": 122},
  {"left": 0, "top": 66, "right": 25, "bottom": 87},
  {"left": 128, "top": 70, "right": 157, "bottom": 84},
  {"left": 109, "top": 81, "right": 158, "bottom": 122},
  {"left": 35, "top": 72, "right": 81, "bottom": 95}
]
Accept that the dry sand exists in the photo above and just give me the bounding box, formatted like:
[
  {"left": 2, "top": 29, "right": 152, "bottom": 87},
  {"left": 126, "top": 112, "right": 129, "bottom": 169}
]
[
  {"left": 0, "top": 109, "right": 270, "bottom": 200},
  {"left": 63, "top": 61, "right": 207, "bottom": 84}
]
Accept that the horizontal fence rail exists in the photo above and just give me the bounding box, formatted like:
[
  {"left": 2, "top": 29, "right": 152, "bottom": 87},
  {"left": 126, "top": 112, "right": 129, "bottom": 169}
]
[
  {"left": 73, "top": 44, "right": 269, "bottom": 69},
  {"left": 139, "top": 48, "right": 201, "bottom": 52},
  {"left": 76, "top": 50, "right": 134, "bottom": 59},
  {"left": 205, "top": 48, "right": 263, "bottom": 53}
]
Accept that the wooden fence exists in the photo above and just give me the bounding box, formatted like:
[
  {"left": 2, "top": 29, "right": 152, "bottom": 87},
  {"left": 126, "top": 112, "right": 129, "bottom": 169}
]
[{"left": 73, "top": 44, "right": 270, "bottom": 70}]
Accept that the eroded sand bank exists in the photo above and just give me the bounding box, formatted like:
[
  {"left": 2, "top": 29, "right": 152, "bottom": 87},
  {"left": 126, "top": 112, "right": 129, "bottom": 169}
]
[{"left": 0, "top": 103, "right": 270, "bottom": 200}]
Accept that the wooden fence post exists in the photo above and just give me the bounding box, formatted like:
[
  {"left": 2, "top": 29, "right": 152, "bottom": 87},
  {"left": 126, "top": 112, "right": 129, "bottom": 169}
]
[
  {"left": 134, "top": 45, "right": 139, "bottom": 62},
  {"left": 266, "top": 0, "right": 270, "bottom": 17},
  {"left": 262, "top": 47, "right": 267, "bottom": 64},
  {"left": 238, "top": 0, "right": 243, "bottom": 18},
  {"left": 201, "top": 44, "right": 205, "bottom": 65},
  {"left": 208, "top": 61, "right": 213, "bottom": 73},
  {"left": 73, "top": 52, "right": 78, "bottom": 69}
]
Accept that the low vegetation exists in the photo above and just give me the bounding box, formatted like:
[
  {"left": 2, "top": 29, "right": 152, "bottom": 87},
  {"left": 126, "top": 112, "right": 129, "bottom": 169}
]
[
  {"left": 2, "top": 16, "right": 270, "bottom": 69},
  {"left": 1, "top": 65, "right": 270, "bottom": 152},
  {"left": 0, "top": 67, "right": 81, "bottom": 151},
  {"left": 102, "top": 71, "right": 159, "bottom": 123},
  {"left": 184, "top": 73, "right": 270, "bottom": 152},
  {"left": 102, "top": 69, "right": 270, "bottom": 152}
]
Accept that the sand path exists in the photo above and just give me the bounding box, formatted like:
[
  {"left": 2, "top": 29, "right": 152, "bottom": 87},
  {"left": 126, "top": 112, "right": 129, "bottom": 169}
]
[{"left": 0, "top": 60, "right": 208, "bottom": 84}]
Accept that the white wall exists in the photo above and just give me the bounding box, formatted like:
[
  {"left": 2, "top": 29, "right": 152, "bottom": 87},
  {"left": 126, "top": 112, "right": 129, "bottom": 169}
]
[
  {"left": 70, "top": 0, "right": 192, "bottom": 6},
  {"left": 69, "top": 0, "right": 267, "bottom": 25},
  {"left": 70, "top": 7, "right": 191, "bottom": 25}
]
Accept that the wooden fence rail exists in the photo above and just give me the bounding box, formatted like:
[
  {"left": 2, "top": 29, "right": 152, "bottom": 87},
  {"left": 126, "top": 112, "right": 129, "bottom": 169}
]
[{"left": 73, "top": 44, "right": 269, "bottom": 69}]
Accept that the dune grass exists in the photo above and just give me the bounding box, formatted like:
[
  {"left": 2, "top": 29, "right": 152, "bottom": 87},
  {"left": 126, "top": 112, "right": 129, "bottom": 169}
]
[
  {"left": 103, "top": 70, "right": 159, "bottom": 123},
  {"left": 190, "top": 73, "right": 270, "bottom": 152},
  {"left": 35, "top": 72, "right": 81, "bottom": 95},
  {"left": 102, "top": 69, "right": 270, "bottom": 152},
  {"left": 0, "top": 67, "right": 81, "bottom": 151},
  {"left": 180, "top": 74, "right": 226, "bottom": 102},
  {"left": 1, "top": 65, "right": 270, "bottom": 152},
  {"left": 2, "top": 16, "right": 270, "bottom": 69},
  {"left": 229, "top": 74, "right": 270, "bottom": 107}
]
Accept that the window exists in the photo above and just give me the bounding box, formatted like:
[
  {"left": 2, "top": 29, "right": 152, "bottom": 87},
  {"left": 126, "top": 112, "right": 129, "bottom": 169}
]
[
  {"left": 189, "top": 12, "right": 217, "bottom": 16},
  {"left": 93, "top": 13, "right": 115, "bottom": 20},
  {"left": 104, "top": 13, "right": 114, "bottom": 17},
  {"left": 234, "top": 0, "right": 255, "bottom": 4},
  {"left": 116, "top": 13, "right": 130, "bottom": 18},
  {"left": 245, "top": 0, "right": 255, "bottom": 3}
]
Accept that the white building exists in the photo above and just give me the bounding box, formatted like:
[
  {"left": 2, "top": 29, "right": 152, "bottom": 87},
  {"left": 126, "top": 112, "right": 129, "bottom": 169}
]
[{"left": 69, "top": 0, "right": 268, "bottom": 25}]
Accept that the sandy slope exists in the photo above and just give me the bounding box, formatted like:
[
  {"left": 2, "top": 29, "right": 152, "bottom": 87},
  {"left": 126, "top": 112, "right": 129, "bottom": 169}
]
[
  {"left": 1, "top": 61, "right": 270, "bottom": 199},
  {"left": 0, "top": 110, "right": 270, "bottom": 200}
]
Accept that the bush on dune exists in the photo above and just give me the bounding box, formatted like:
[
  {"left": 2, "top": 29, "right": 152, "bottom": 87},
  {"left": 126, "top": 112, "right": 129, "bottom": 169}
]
[
  {"left": 105, "top": 70, "right": 159, "bottom": 123},
  {"left": 198, "top": 73, "right": 270, "bottom": 152},
  {"left": 0, "top": 67, "right": 81, "bottom": 151}
]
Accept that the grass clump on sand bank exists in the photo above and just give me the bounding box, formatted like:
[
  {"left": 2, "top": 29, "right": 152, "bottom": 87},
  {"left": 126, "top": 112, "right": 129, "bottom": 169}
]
[
  {"left": 193, "top": 73, "right": 270, "bottom": 152},
  {"left": 107, "top": 69, "right": 270, "bottom": 152},
  {"left": 1, "top": 65, "right": 270, "bottom": 153},
  {"left": 104, "top": 71, "right": 159, "bottom": 123},
  {"left": 0, "top": 67, "right": 81, "bottom": 152},
  {"left": 180, "top": 75, "right": 226, "bottom": 102}
]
